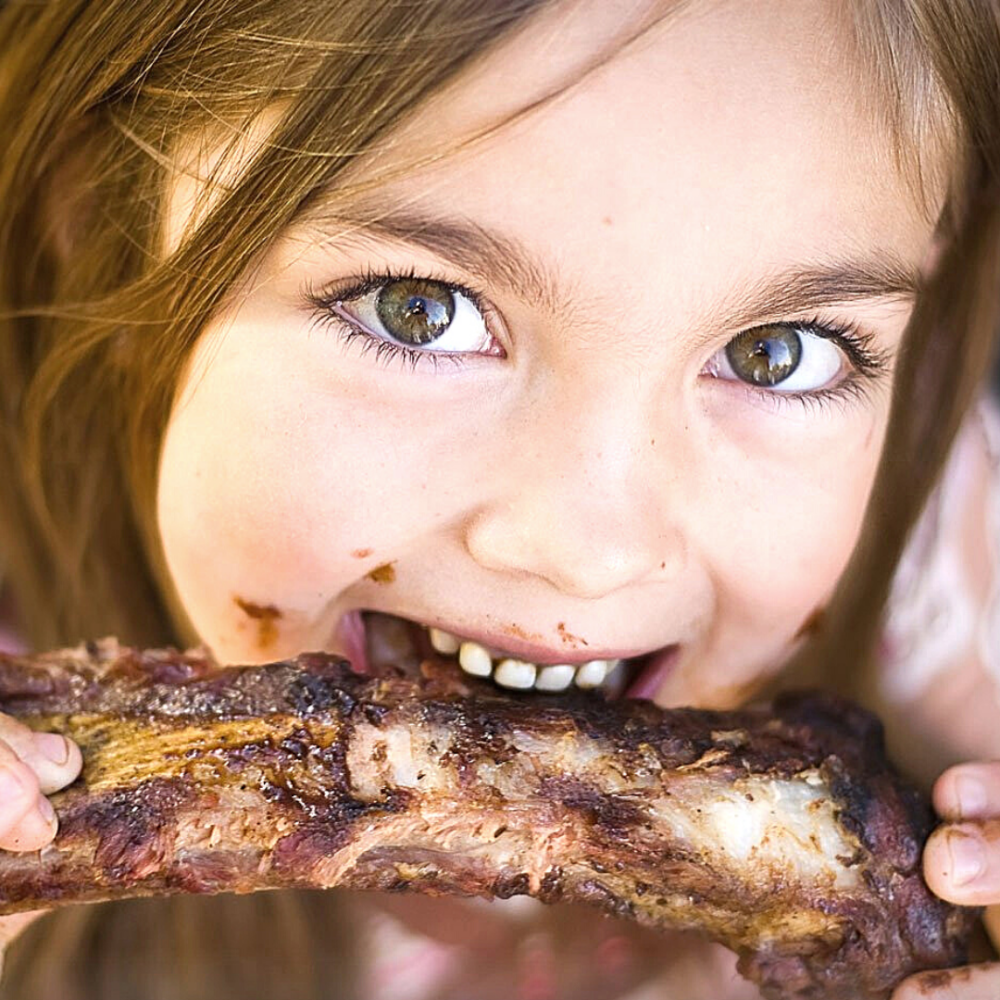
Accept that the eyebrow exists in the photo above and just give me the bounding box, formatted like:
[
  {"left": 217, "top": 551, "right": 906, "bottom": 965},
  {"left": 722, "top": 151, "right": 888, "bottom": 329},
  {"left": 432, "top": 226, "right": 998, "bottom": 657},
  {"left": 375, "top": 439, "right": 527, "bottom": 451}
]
[
  {"left": 302, "top": 206, "right": 567, "bottom": 315},
  {"left": 715, "top": 255, "right": 920, "bottom": 333},
  {"left": 299, "top": 205, "right": 921, "bottom": 328}
]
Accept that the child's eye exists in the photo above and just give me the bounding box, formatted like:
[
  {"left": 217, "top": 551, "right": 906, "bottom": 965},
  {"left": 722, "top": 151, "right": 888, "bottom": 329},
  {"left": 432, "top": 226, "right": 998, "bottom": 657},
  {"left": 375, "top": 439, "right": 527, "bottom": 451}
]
[
  {"left": 309, "top": 273, "right": 888, "bottom": 395},
  {"left": 325, "top": 275, "right": 501, "bottom": 356},
  {"left": 707, "top": 323, "right": 848, "bottom": 393}
]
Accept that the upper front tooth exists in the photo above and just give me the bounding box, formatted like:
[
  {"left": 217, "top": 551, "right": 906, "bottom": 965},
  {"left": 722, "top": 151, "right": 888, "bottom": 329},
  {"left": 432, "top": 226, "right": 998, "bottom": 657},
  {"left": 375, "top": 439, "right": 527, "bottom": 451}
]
[
  {"left": 429, "top": 628, "right": 461, "bottom": 655},
  {"left": 534, "top": 664, "right": 576, "bottom": 692},
  {"left": 494, "top": 658, "right": 537, "bottom": 689},
  {"left": 575, "top": 659, "right": 613, "bottom": 689},
  {"left": 458, "top": 641, "right": 493, "bottom": 677}
]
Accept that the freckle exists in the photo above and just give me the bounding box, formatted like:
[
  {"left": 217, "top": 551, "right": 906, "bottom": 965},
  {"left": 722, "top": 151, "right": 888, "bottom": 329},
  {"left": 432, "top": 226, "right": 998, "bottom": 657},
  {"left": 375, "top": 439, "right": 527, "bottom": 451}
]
[
  {"left": 650, "top": 438, "right": 655, "bottom": 446},
  {"left": 366, "top": 561, "right": 396, "bottom": 585},
  {"left": 233, "top": 596, "right": 282, "bottom": 650},
  {"left": 660, "top": 561, "right": 666, "bottom": 569},
  {"left": 351, "top": 548, "right": 373, "bottom": 559}
]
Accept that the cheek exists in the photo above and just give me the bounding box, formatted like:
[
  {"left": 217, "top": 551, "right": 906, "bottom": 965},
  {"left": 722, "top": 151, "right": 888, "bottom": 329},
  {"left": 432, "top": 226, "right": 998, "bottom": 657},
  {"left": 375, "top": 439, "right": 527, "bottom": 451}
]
[
  {"left": 657, "top": 408, "right": 885, "bottom": 708},
  {"left": 696, "top": 406, "right": 885, "bottom": 645},
  {"left": 155, "top": 329, "right": 442, "bottom": 658}
]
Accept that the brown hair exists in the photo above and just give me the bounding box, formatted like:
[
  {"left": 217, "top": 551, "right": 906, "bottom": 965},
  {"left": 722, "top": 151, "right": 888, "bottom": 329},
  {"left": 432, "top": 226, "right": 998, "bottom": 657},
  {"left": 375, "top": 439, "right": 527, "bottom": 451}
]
[
  {"left": 0, "top": 0, "right": 569, "bottom": 654},
  {"left": 793, "top": 2, "right": 1000, "bottom": 700},
  {"left": 0, "top": 2, "right": 559, "bottom": 996},
  {"left": 0, "top": 1, "right": 998, "bottom": 997}
]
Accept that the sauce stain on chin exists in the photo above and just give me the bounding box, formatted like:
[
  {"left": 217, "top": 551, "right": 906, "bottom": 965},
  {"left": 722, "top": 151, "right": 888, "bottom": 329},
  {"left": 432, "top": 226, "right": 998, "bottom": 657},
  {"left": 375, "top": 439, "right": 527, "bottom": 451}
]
[
  {"left": 556, "top": 622, "right": 589, "bottom": 648},
  {"left": 233, "top": 596, "right": 283, "bottom": 651},
  {"left": 501, "top": 622, "right": 544, "bottom": 642}
]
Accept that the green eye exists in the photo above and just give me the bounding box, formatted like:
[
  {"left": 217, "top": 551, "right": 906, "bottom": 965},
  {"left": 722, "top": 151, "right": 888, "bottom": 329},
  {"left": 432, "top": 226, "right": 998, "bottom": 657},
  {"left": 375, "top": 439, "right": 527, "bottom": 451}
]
[
  {"left": 724, "top": 326, "right": 802, "bottom": 387},
  {"left": 375, "top": 278, "right": 456, "bottom": 345},
  {"left": 324, "top": 272, "right": 498, "bottom": 362}
]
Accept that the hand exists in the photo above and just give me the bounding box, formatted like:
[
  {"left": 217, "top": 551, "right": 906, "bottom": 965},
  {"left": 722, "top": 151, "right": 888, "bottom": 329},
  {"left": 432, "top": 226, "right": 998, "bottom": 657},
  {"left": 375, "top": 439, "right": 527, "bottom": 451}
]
[
  {"left": 892, "top": 762, "right": 1000, "bottom": 998},
  {"left": 0, "top": 713, "right": 82, "bottom": 975}
]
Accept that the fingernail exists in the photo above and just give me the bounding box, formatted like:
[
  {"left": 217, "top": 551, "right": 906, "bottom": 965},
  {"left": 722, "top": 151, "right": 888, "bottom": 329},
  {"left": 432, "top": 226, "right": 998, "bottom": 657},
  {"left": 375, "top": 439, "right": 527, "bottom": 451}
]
[
  {"left": 0, "top": 766, "right": 26, "bottom": 803},
  {"left": 34, "top": 733, "right": 69, "bottom": 766},
  {"left": 948, "top": 831, "right": 985, "bottom": 887},
  {"left": 37, "top": 795, "right": 56, "bottom": 826},
  {"left": 955, "top": 774, "right": 987, "bottom": 817}
]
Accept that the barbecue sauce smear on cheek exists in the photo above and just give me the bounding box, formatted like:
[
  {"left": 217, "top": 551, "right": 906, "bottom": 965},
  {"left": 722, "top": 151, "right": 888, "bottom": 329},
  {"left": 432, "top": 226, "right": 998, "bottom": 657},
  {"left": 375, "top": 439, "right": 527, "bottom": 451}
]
[
  {"left": 234, "top": 596, "right": 283, "bottom": 651},
  {"left": 366, "top": 563, "right": 396, "bottom": 585}
]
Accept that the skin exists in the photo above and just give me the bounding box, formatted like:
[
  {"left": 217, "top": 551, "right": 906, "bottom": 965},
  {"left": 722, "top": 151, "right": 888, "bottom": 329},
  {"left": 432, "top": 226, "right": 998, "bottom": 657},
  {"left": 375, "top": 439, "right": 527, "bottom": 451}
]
[
  {"left": 1, "top": 1, "right": 998, "bottom": 996},
  {"left": 161, "top": 0, "right": 922, "bottom": 707}
]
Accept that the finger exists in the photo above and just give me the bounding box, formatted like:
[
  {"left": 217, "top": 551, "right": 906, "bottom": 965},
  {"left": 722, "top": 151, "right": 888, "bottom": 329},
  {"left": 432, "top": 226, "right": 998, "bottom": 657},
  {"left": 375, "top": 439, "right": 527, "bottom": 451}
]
[
  {"left": 0, "top": 742, "right": 57, "bottom": 853},
  {"left": 934, "top": 764, "right": 1000, "bottom": 822},
  {"left": 892, "top": 963, "right": 1000, "bottom": 999},
  {"left": 924, "top": 820, "right": 1000, "bottom": 905},
  {"left": 0, "top": 714, "right": 81, "bottom": 795}
]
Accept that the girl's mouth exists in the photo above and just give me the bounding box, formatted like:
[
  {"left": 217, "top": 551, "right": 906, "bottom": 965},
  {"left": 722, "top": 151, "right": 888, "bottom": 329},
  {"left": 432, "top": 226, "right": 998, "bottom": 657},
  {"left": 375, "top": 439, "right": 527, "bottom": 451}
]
[{"left": 335, "top": 610, "right": 679, "bottom": 701}]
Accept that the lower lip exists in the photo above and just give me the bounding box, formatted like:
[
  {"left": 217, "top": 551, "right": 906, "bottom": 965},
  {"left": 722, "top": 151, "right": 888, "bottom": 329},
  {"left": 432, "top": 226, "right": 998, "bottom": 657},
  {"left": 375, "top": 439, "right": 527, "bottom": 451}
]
[{"left": 624, "top": 645, "right": 680, "bottom": 701}]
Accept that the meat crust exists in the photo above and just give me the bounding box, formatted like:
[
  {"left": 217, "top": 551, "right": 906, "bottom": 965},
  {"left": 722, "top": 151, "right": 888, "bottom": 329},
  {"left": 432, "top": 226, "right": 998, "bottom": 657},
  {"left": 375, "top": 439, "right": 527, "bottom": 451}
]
[{"left": 0, "top": 640, "right": 980, "bottom": 999}]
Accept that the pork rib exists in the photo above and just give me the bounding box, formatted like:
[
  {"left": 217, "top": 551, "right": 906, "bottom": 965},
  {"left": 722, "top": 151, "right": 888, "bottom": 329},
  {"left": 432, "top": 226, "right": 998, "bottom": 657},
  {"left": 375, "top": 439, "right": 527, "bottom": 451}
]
[{"left": 0, "top": 640, "right": 979, "bottom": 999}]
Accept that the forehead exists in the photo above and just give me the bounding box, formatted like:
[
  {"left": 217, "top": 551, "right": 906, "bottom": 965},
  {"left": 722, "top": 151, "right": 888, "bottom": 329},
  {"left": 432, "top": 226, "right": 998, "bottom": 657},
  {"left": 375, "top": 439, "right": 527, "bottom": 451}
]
[{"left": 293, "top": 0, "right": 940, "bottom": 318}]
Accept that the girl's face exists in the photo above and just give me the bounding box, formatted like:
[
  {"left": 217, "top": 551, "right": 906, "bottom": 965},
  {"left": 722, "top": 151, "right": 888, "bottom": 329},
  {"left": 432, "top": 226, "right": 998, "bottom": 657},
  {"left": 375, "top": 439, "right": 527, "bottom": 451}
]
[{"left": 157, "top": 0, "right": 942, "bottom": 709}]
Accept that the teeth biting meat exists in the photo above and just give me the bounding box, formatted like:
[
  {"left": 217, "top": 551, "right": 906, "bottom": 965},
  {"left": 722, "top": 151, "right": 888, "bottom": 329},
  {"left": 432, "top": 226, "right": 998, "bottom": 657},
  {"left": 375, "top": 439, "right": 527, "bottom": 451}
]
[
  {"left": 367, "top": 612, "right": 629, "bottom": 693},
  {"left": 0, "top": 639, "right": 979, "bottom": 1000}
]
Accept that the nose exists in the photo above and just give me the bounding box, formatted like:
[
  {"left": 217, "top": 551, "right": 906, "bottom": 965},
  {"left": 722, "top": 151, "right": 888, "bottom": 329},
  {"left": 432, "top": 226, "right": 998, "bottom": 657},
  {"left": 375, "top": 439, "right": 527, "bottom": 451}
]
[{"left": 462, "top": 388, "right": 685, "bottom": 600}]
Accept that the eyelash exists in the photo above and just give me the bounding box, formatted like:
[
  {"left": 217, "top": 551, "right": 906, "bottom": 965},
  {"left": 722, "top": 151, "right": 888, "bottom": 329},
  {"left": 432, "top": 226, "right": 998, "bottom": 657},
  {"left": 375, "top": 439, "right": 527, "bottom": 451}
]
[
  {"left": 305, "top": 266, "right": 491, "bottom": 373},
  {"left": 730, "top": 316, "right": 892, "bottom": 414},
  {"left": 304, "top": 268, "right": 893, "bottom": 409}
]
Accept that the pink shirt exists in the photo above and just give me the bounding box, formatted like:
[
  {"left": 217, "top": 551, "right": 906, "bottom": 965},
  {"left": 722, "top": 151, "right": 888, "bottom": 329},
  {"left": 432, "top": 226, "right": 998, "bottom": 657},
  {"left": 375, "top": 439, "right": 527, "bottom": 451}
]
[{"left": 880, "top": 394, "right": 1000, "bottom": 701}]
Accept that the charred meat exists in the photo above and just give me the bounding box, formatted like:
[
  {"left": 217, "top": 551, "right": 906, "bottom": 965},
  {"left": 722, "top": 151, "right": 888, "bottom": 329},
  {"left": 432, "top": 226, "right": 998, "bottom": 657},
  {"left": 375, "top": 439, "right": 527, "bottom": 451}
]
[{"left": 0, "top": 640, "right": 980, "bottom": 1000}]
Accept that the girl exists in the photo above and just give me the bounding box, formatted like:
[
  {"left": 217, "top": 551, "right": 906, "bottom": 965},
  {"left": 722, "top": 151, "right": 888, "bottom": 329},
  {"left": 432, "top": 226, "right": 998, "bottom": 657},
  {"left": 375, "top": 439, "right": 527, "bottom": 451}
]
[{"left": 0, "top": 1, "right": 999, "bottom": 997}]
